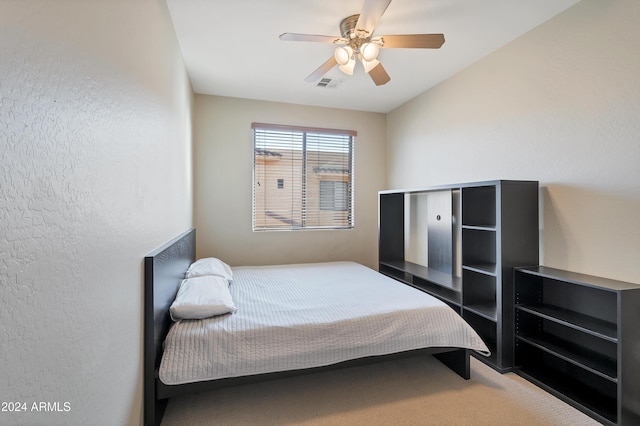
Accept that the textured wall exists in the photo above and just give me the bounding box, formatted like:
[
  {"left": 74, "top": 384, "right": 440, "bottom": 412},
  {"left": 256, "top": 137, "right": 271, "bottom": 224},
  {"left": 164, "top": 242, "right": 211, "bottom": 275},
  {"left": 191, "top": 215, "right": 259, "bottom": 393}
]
[
  {"left": 386, "top": 0, "right": 640, "bottom": 283},
  {"left": 0, "top": 1, "right": 193, "bottom": 425},
  {"left": 194, "top": 95, "right": 386, "bottom": 270}
]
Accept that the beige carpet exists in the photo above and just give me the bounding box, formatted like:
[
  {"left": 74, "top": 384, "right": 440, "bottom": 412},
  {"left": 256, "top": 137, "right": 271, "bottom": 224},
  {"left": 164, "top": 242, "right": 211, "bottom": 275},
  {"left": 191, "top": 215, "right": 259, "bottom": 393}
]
[{"left": 161, "top": 355, "right": 600, "bottom": 425}]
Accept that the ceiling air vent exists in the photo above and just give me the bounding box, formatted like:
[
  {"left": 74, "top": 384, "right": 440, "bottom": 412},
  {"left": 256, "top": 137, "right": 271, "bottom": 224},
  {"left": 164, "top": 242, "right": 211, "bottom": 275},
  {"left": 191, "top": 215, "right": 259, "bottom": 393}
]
[{"left": 316, "top": 78, "right": 343, "bottom": 89}]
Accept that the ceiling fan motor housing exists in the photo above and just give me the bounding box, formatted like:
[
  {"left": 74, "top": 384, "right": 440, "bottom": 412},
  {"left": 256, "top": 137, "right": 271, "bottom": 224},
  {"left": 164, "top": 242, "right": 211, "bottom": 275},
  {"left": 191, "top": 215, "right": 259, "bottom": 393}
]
[
  {"left": 339, "top": 14, "right": 379, "bottom": 57},
  {"left": 339, "top": 14, "right": 361, "bottom": 38}
]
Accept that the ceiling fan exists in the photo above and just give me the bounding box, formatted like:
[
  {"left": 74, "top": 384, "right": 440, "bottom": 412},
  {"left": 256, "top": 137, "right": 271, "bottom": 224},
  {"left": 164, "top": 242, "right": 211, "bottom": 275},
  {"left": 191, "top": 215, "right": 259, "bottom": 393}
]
[{"left": 280, "top": 0, "right": 445, "bottom": 86}]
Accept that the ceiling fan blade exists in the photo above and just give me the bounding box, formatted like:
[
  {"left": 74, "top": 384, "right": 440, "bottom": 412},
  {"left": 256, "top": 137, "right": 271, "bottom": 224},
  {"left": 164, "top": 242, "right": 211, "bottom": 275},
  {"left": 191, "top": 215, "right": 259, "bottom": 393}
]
[
  {"left": 380, "top": 34, "right": 445, "bottom": 49},
  {"left": 356, "top": 0, "right": 392, "bottom": 34},
  {"left": 368, "top": 62, "right": 391, "bottom": 86},
  {"left": 280, "top": 33, "right": 344, "bottom": 44},
  {"left": 304, "top": 56, "right": 338, "bottom": 83}
]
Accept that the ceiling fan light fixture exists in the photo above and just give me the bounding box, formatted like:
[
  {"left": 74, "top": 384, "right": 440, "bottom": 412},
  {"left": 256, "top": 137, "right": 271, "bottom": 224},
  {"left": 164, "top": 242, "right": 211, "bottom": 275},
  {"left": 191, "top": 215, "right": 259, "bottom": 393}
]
[
  {"left": 334, "top": 45, "right": 353, "bottom": 66},
  {"left": 360, "top": 42, "right": 380, "bottom": 61},
  {"left": 338, "top": 57, "right": 356, "bottom": 75},
  {"left": 282, "top": 3, "right": 446, "bottom": 86}
]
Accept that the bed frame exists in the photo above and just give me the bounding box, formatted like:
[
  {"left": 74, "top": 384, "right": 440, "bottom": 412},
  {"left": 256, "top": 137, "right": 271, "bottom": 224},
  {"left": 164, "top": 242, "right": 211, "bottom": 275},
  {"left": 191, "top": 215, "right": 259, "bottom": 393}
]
[{"left": 144, "top": 228, "right": 471, "bottom": 426}]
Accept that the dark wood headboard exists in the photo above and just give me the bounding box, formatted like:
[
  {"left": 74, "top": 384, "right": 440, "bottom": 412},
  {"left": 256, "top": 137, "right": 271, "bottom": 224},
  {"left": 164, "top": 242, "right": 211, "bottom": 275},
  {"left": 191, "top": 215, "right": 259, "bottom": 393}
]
[{"left": 144, "top": 228, "right": 195, "bottom": 426}]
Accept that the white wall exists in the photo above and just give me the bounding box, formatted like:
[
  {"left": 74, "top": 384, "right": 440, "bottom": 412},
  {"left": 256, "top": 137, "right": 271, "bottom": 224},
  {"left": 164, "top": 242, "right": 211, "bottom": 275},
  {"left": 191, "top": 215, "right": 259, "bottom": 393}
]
[
  {"left": 0, "top": 1, "right": 193, "bottom": 425},
  {"left": 387, "top": 0, "right": 640, "bottom": 283},
  {"left": 194, "top": 95, "right": 386, "bottom": 269}
]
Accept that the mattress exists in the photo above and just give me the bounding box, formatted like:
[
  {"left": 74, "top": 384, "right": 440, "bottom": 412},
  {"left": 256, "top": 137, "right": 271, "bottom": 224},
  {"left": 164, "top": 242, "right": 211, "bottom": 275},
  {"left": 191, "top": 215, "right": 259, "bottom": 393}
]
[{"left": 159, "top": 261, "right": 489, "bottom": 385}]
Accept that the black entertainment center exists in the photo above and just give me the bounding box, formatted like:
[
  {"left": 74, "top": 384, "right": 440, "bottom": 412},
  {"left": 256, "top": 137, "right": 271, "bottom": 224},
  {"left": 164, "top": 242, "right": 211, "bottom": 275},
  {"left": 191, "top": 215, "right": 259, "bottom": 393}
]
[{"left": 378, "top": 180, "right": 640, "bottom": 425}]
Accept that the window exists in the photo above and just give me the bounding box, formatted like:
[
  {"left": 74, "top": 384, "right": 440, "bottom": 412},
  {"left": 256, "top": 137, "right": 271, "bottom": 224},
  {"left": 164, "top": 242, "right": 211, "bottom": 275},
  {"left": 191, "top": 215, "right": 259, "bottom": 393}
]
[{"left": 252, "top": 123, "right": 355, "bottom": 231}]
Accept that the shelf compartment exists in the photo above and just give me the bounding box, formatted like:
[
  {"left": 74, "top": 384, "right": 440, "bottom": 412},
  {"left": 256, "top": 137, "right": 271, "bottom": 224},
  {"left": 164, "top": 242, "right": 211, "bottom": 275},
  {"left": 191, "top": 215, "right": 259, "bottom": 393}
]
[
  {"left": 379, "top": 260, "right": 461, "bottom": 292},
  {"left": 516, "top": 304, "right": 617, "bottom": 342},
  {"left": 379, "top": 260, "right": 462, "bottom": 306},
  {"left": 463, "top": 304, "right": 497, "bottom": 322},
  {"left": 379, "top": 263, "right": 412, "bottom": 284},
  {"left": 462, "top": 228, "right": 496, "bottom": 273},
  {"left": 515, "top": 308, "right": 617, "bottom": 380},
  {"left": 413, "top": 276, "right": 461, "bottom": 306},
  {"left": 515, "top": 332, "right": 617, "bottom": 381},
  {"left": 462, "top": 186, "right": 496, "bottom": 228},
  {"left": 515, "top": 344, "right": 617, "bottom": 424},
  {"left": 463, "top": 269, "right": 497, "bottom": 321},
  {"left": 515, "top": 269, "right": 618, "bottom": 327}
]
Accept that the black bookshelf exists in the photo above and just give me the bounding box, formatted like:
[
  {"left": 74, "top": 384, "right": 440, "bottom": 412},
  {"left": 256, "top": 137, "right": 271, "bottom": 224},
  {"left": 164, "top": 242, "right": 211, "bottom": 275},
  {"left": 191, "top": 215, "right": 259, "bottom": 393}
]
[{"left": 514, "top": 266, "right": 640, "bottom": 425}]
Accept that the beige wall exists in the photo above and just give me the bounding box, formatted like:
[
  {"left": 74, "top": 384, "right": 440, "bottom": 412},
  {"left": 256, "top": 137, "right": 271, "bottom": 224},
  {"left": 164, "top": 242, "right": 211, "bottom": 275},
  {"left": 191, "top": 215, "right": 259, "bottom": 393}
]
[
  {"left": 0, "top": 1, "right": 193, "bottom": 425},
  {"left": 194, "top": 95, "right": 385, "bottom": 269},
  {"left": 387, "top": 0, "right": 640, "bottom": 283}
]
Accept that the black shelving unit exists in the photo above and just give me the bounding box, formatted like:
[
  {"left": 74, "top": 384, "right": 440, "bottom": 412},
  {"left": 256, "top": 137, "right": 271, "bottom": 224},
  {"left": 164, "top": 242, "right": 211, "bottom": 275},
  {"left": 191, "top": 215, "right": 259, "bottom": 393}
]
[
  {"left": 378, "top": 180, "right": 539, "bottom": 372},
  {"left": 514, "top": 266, "right": 640, "bottom": 425}
]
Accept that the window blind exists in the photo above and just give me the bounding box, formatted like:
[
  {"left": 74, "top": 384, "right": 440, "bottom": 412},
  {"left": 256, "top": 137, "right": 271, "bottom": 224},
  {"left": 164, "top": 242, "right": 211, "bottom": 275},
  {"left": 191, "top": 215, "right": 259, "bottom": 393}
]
[{"left": 252, "top": 123, "right": 355, "bottom": 231}]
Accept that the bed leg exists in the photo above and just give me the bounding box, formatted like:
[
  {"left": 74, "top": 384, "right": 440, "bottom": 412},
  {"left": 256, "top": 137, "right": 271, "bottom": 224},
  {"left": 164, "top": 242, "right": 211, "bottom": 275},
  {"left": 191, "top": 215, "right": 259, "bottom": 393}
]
[{"left": 434, "top": 349, "right": 470, "bottom": 379}]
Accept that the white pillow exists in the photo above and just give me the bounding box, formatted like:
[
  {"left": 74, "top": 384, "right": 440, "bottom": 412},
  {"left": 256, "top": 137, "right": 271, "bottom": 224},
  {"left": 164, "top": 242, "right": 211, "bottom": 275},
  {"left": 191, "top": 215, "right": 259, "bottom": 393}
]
[
  {"left": 185, "top": 257, "right": 233, "bottom": 282},
  {"left": 170, "top": 276, "right": 237, "bottom": 321}
]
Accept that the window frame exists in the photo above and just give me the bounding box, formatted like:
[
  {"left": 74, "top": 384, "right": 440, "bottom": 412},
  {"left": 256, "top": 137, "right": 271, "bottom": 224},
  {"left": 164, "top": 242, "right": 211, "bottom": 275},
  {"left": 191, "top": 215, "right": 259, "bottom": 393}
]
[{"left": 252, "top": 122, "right": 356, "bottom": 232}]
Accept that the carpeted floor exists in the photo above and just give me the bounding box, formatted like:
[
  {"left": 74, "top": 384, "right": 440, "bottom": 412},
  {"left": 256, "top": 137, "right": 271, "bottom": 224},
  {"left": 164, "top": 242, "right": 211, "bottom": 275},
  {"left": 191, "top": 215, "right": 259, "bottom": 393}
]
[{"left": 161, "top": 355, "right": 601, "bottom": 425}]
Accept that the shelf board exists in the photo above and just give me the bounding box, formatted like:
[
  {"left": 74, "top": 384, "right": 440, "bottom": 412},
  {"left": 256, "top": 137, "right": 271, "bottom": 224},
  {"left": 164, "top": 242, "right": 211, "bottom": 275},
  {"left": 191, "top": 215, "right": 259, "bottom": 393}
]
[
  {"left": 462, "top": 224, "right": 496, "bottom": 231},
  {"left": 379, "top": 260, "right": 461, "bottom": 293},
  {"left": 516, "top": 334, "right": 617, "bottom": 381},
  {"left": 516, "top": 266, "right": 640, "bottom": 292},
  {"left": 516, "top": 304, "right": 617, "bottom": 342},
  {"left": 462, "top": 263, "right": 497, "bottom": 276},
  {"left": 463, "top": 304, "right": 497, "bottom": 322}
]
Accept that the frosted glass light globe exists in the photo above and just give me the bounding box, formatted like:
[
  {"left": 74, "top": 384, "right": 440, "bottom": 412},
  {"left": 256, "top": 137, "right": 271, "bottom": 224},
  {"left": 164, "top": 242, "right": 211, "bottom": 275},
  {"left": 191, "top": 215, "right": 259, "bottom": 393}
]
[
  {"left": 334, "top": 46, "right": 353, "bottom": 65},
  {"left": 360, "top": 42, "right": 380, "bottom": 62}
]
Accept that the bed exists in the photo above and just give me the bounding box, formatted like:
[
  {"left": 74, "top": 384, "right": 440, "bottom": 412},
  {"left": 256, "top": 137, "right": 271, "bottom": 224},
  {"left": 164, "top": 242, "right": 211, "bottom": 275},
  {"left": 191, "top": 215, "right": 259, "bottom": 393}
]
[{"left": 144, "top": 229, "right": 489, "bottom": 426}]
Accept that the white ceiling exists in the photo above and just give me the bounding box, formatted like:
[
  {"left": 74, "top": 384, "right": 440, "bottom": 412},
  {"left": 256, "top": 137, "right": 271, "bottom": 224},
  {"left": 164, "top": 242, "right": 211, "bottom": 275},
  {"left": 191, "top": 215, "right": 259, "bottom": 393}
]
[{"left": 166, "top": 0, "right": 580, "bottom": 113}]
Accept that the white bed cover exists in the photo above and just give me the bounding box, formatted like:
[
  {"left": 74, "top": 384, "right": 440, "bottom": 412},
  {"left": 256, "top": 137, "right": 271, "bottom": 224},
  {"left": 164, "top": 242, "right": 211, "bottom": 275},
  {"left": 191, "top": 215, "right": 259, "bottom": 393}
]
[{"left": 159, "top": 261, "right": 489, "bottom": 385}]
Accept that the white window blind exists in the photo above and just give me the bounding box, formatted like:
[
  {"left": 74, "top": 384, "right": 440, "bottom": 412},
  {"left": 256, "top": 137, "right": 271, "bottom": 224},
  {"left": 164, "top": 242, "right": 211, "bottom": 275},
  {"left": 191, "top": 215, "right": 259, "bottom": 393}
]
[{"left": 252, "top": 123, "right": 355, "bottom": 231}]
